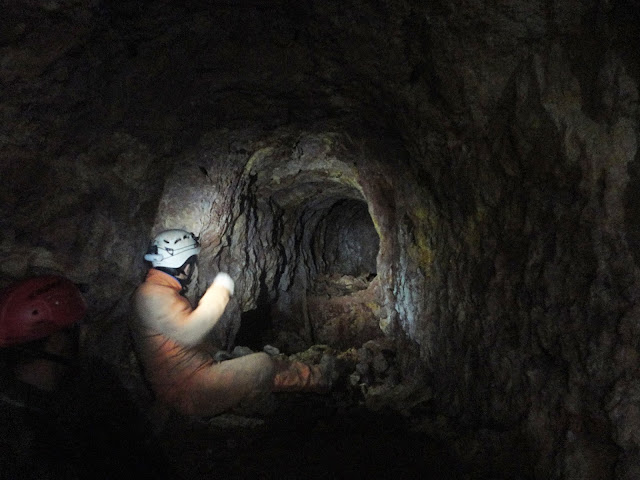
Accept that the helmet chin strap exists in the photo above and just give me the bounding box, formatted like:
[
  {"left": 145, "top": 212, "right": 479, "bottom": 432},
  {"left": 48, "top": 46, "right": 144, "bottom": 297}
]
[
  {"left": 180, "top": 265, "right": 195, "bottom": 293},
  {"left": 156, "top": 257, "right": 197, "bottom": 293}
]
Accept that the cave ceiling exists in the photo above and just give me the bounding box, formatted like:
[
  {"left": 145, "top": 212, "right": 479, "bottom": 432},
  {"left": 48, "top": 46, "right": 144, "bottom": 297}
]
[
  {"left": 3, "top": 0, "right": 452, "bottom": 159},
  {"left": 3, "top": 0, "right": 637, "bottom": 167}
]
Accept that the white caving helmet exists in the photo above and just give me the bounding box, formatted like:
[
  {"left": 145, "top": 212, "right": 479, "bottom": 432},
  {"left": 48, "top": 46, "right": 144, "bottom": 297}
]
[{"left": 144, "top": 229, "right": 201, "bottom": 269}]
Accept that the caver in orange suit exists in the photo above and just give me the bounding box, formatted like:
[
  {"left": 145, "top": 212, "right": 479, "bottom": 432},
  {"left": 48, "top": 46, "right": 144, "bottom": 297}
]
[{"left": 131, "top": 268, "right": 328, "bottom": 417}]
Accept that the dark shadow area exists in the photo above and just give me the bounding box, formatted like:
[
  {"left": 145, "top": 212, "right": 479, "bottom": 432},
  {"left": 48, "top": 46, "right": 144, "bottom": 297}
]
[
  {"left": 235, "top": 273, "right": 274, "bottom": 351},
  {"left": 235, "top": 304, "right": 273, "bottom": 351},
  {"left": 157, "top": 396, "right": 466, "bottom": 480},
  {"left": 0, "top": 346, "right": 532, "bottom": 480},
  {"left": 0, "top": 358, "right": 175, "bottom": 480}
]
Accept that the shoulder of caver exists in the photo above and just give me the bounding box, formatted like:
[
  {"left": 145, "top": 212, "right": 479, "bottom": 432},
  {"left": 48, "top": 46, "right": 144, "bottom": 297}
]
[{"left": 134, "top": 282, "right": 191, "bottom": 329}]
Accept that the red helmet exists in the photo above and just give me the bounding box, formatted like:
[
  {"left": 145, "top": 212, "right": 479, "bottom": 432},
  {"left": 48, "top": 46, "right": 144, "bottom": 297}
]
[{"left": 0, "top": 275, "right": 86, "bottom": 347}]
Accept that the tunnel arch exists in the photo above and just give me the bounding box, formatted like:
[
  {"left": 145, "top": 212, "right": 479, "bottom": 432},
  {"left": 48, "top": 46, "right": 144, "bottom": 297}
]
[
  {"left": 233, "top": 130, "right": 385, "bottom": 353},
  {"left": 149, "top": 124, "right": 399, "bottom": 353}
]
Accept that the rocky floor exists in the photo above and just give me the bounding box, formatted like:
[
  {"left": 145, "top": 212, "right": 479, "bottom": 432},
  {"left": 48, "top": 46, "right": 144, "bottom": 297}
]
[
  {"left": 1, "top": 383, "right": 457, "bottom": 480},
  {"left": 0, "top": 322, "right": 529, "bottom": 480},
  {"left": 0, "top": 354, "right": 531, "bottom": 480},
  {"left": 157, "top": 395, "right": 463, "bottom": 480}
]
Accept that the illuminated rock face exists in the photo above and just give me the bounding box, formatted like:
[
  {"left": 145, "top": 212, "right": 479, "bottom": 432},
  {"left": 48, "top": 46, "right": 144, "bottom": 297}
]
[{"left": 1, "top": 1, "right": 640, "bottom": 477}]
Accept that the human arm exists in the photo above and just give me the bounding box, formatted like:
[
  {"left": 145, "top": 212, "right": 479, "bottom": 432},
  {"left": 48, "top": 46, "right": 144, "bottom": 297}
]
[
  {"left": 134, "top": 273, "right": 235, "bottom": 347},
  {"left": 175, "top": 273, "right": 235, "bottom": 345}
]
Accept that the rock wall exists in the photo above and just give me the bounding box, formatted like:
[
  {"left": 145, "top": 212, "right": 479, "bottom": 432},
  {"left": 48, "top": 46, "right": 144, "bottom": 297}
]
[{"left": 397, "top": 46, "right": 640, "bottom": 477}]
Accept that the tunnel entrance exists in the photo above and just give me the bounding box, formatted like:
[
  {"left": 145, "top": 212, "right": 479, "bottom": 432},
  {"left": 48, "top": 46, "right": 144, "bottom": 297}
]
[
  {"left": 302, "top": 198, "right": 382, "bottom": 351},
  {"left": 235, "top": 195, "right": 382, "bottom": 354},
  {"left": 309, "top": 198, "right": 379, "bottom": 279}
]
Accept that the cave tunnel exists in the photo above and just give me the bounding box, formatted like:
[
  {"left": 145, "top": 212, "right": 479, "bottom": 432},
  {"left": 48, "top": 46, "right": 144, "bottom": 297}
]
[{"left": 1, "top": 0, "right": 640, "bottom": 479}]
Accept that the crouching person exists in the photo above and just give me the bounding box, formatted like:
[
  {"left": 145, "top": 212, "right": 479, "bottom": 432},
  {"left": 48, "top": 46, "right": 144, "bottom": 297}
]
[{"left": 130, "top": 229, "right": 330, "bottom": 417}]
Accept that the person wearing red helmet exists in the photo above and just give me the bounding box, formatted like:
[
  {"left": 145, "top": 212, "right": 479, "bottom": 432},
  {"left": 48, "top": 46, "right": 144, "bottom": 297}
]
[
  {"left": 0, "top": 275, "right": 86, "bottom": 392},
  {"left": 130, "top": 229, "right": 333, "bottom": 417},
  {"left": 0, "top": 275, "right": 86, "bottom": 348}
]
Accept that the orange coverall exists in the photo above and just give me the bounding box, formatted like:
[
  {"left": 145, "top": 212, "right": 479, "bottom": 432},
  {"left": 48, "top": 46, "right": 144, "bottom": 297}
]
[{"left": 131, "top": 269, "right": 326, "bottom": 416}]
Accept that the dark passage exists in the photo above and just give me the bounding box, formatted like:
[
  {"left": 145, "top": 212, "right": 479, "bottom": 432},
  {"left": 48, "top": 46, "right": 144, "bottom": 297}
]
[
  {"left": 236, "top": 304, "right": 273, "bottom": 351},
  {"left": 235, "top": 273, "right": 274, "bottom": 351}
]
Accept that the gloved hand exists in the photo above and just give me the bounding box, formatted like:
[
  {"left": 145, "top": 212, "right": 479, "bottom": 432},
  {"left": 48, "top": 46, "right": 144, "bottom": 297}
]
[{"left": 212, "top": 272, "right": 234, "bottom": 296}]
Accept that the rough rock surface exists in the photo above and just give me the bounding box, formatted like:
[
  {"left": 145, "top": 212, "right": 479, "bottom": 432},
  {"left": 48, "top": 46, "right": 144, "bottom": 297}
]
[{"left": 1, "top": 0, "right": 640, "bottom": 478}]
